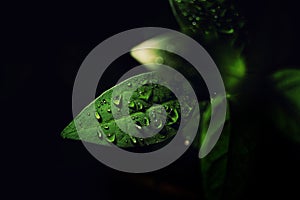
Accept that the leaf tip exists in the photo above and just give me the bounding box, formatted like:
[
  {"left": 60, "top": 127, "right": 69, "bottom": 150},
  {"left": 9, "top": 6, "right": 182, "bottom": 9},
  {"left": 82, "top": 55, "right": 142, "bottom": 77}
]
[{"left": 61, "top": 121, "right": 80, "bottom": 140}]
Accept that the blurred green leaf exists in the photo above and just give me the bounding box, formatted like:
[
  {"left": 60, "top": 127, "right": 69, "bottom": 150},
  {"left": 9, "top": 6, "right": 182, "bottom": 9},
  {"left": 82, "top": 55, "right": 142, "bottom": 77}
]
[
  {"left": 270, "top": 69, "right": 300, "bottom": 143},
  {"left": 199, "top": 96, "right": 230, "bottom": 200}
]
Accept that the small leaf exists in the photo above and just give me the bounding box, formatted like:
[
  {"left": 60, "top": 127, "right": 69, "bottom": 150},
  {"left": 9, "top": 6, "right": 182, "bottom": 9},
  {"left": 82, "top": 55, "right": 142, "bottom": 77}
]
[{"left": 270, "top": 69, "right": 300, "bottom": 143}]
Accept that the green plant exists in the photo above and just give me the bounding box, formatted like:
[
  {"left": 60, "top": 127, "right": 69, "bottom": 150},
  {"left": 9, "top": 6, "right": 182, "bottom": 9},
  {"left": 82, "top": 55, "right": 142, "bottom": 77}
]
[{"left": 61, "top": 0, "right": 300, "bottom": 199}]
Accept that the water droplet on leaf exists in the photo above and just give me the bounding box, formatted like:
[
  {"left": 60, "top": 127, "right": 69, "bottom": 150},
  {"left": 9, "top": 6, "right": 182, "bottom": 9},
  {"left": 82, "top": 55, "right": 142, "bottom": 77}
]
[
  {"left": 139, "top": 89, "right": 152, "bottom": 101},
  {"left": 113, "top": 95, "right": 122, "bottom": 106},
  {"left": 130, "top": 135, "right": 137, "bottom": 144},
  {"left": 97, "top": 129, "right": 102, "bottom": 139},
  {"left": 137, "top": 102, "right": 143, "bottom": 110},
  {"left": 159, "top": 134, "right": 166, "bottom": 139},
  {"left": 128, "top": 101, "right": 135, "bottom": 108},
  {"left": 95, "top": 112, "right": 101, "bottom": 120},
  {"left": 135, "top": 124, "right": 142, "bottom": 130},
  {"left": 167, "top": 108, "right": 179, "bottom": 125},
  {"left": 184, "top": 140, "right": 190, "bottom": 146},
  {"left": 106, "top": 133, "right": 115, "bottom": 143},
  {"left": 153, "top": 119, "right": 163, "bottom": 129},
  {"left": 104, "top": 125, "right": 109, "bottom": 130},
  {"left": 143, "top": 117, "right": 150, "bottom": 126}
]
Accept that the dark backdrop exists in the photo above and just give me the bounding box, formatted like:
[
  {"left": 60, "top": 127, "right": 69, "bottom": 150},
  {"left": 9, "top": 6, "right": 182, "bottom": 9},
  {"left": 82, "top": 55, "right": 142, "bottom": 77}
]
[{"left": 1, "top": 0, "right": 300, "bottom": 199}]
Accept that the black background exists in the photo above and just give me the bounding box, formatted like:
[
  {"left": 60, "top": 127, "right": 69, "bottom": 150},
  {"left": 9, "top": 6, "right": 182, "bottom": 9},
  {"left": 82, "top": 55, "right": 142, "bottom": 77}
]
[{"left": 2, "top": 0, "right": 300, "bottom": 199}]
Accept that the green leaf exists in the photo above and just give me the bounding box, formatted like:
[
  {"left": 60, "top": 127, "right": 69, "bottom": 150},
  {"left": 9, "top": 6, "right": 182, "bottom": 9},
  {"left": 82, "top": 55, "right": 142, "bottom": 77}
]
[
  {"left": 270, "top": 69, "right": 300, "bottom": 143},
  {"left": 199, "top": 96, "right": 230, "bottom": 200},
  {"left": 168, "top": 0, "right": 247, "bottom": 94},
  {"left": 169, "top": 0, "right": 245, "bottom": 43},
  {"left": 61, "top": 72, "right": 197, "bottom": 148}
]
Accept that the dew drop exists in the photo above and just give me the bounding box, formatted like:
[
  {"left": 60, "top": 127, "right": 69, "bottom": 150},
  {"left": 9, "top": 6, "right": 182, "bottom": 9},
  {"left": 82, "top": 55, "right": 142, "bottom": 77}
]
[
  {"left": 139, "top": 89, "right": 152, "bottom": 101},
  {"left": 113, "top": 95, "right": 122, "bottom": 106},
  {"left": 150, "top": 111, "right": 156, "bottom": 120},
  {"left": 104, "top": 125, "right": 109, "bottom": 130},
  {"left": 159, "top": 134, "right": 166, "bottom": 139},
  {"left": 97, "top": 129, "right": 102, "bottom": 139},
  {"left": 154, "top": 119, "right": 163, "bottom": 129},
  {"left": 106, "top": 133, "right": 115, "bottom": 143},
  {"left": 143, "top": 117, "right": 150, "bottom": 126},
  {"left": 127, "top": 82, "right": 132, "bottom": 87},
  {"left": 130, "top": 135, "right": 137, "bottom": 144},
  {"left": 128, "top": 101, "right": 135, "bottom": 108},
  {"left": 107, "top": 108, "right": 111, "bottom": 113},
  {"left": 192, "top": 22, "right": 197, "bottom": 26},
  {"left": 167, "top": 108, "right": 179, "bottom": 125},
  {"left": 95, "top": 112, "right": 101, "bottom": 120},
  {"left": 135, "top": 124, "right": 142, "bottom": 130},
  {"left": 137, "top": 102, "right": 143, "bottom": 110}
]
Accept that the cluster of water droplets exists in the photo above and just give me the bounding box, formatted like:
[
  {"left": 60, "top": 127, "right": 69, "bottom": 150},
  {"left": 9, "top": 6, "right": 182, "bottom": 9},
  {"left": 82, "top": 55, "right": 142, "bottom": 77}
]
[
  {"left": 172, "top": 0, "right": 244, "bottom": 37},
  {"left": 91, "top": 79, "right": 184, "bottom": 146}
]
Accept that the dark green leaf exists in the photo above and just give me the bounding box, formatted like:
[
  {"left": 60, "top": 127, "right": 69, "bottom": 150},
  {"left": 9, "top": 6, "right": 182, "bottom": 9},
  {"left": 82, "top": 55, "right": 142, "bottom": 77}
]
[
  {"left": 270, "top": 69, "right": 300, "bottom": 143},
  {"left": 61, "top": 72, "right": 197, "bottom": 148},
  {"left": 169, "top": 0, "right": 245, "bottom": 43},
  {"left": 168, "top": 0, "right": 247, "bottom": 94},
  {"left": 199, "top": 96, "right": 230, "bottom": 200}
]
